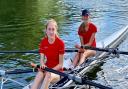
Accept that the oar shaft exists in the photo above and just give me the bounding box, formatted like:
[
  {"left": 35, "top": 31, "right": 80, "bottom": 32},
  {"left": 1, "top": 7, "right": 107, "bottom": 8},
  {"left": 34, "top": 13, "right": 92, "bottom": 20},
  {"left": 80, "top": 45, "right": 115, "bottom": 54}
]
[
  {"left": 0, "top": 46, "right": 127, "bottom": 55},
  {"left": 33, "top": 64, "right": 112, "bottom": 89},
  {"left": 6, "top": 69, "right": 34, "bottom": 74},
  {"left": 82, "top": 79, "right": 112, "bottom": 89},
  {"left": 0, "top": 64, "right": 112, "bottom": 89},
  {"left": 0, "top": 51, "right": 39, "bottom": 54},
  {"left": 118, "top": 51, "right": 128, "bottom": 55},
  {"left": 34, "top": 64, "right": 69, "bottom": 77},
  {"left": 45, "top": 67, "right": 112, "bottom": 89},
  {"left": 82, "top": 46, "right": 112, "bottom": 52},
  {"left": 0, "top": 49, "right": 78, "bottom": 54},
  {"left": 81, "top": 46, "right": 128, "bottom": 55}
]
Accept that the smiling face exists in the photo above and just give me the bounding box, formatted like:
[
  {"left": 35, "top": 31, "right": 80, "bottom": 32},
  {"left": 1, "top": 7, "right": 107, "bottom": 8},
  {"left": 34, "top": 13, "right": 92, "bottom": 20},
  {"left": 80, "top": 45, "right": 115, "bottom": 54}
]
[{"left": 46, "top": 19, "right": 58, "bottom": 39}]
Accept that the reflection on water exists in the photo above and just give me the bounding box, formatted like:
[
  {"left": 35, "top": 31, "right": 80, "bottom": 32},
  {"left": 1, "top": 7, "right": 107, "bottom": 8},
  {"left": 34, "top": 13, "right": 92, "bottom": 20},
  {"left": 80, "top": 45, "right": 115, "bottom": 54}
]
[
  {"left": 0, "top": 0, "right": 65, "bottom": 51},
  {"left": 0, "top": 0, "right": 128, "bottom": 89}
]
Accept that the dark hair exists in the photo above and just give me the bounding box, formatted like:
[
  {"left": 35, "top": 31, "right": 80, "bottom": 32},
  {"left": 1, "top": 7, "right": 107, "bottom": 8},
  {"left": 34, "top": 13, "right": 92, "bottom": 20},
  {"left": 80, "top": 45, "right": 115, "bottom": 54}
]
[{"left": 82, "top": 9, "right": 90, "bottom": 16}]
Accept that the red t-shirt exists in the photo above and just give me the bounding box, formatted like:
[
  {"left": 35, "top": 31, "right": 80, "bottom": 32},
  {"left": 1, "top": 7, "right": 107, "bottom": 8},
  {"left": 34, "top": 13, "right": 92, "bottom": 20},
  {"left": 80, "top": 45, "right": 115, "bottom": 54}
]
[
  {"left": 39, "top": 36, "right": 65, "bottom": 70},
  {"left": 78, "top": 22, "right": 97, "bottom": 47}
]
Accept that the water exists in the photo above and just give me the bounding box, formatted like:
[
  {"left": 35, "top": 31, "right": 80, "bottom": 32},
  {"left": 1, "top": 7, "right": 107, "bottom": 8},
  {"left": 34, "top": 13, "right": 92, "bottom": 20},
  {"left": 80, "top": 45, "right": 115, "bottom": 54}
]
[
  {"left": 0, "top": 0, "right": 128, "bottom": 89},
  {"left": 95, "top": 37, "right": 128, "bottom": 89}
]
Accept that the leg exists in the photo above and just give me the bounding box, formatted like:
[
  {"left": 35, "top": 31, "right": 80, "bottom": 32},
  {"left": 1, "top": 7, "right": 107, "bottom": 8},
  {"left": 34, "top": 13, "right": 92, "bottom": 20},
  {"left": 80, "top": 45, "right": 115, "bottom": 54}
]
[
  {"left": 72, "top": 52, "right": 81, "bottom": 67},
  {"left": 31, "top": 71, "right": 45, "bottom": 89},
  {"left": 50, "top": 73, "right": 60, "bottom": 83},
  {"left": 40, "top": 72, "right": 51, "bottom": 89},
  {"left": 40, "top": 72, "right": 60, "bottom": 89},
  {"left": 78, "top": 50, "right": 96, "bottom": 65}
]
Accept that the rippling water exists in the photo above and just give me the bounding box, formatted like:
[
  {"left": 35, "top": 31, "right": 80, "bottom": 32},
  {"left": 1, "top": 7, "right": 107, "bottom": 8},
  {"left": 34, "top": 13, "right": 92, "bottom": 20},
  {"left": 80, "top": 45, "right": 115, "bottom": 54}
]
[
  {"left": 95, "top": 37, "right": 128, "bottom": 89},
  {"left": 0, "top": 0, "right": 128, "bottom": 89}
]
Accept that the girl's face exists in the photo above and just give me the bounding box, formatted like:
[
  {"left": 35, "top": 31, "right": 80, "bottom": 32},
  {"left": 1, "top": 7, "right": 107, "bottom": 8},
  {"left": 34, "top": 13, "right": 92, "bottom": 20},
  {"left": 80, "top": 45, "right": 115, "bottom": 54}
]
[
  {"left": 82, "top": 15, "right": 89, "bottom": 24},
  {"left": 46, "top": 22, "right": 57, "bottom": 39}
]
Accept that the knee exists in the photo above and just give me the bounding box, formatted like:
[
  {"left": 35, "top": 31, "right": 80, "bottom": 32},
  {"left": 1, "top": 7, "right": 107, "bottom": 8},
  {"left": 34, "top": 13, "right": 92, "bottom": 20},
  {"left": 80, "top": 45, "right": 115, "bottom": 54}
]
[
  {"left": 92, "top": 51, "right": 96, "bottom": 56},
  {"left": 35, "top": 71, "right": 44, "bottom": 79},
  {"left": 45, "top": 72, "right": 51, "bottom": 81},
  {"left": 83, "top": 51, "right": 87, "bottom": 56}
]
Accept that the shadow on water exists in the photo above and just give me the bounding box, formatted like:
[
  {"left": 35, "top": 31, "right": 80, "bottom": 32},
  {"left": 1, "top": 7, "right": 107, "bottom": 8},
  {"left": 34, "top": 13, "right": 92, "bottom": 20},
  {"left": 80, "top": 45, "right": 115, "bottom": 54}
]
[{"left": 84, "top": 63, "right": 103, "bottom": 80}]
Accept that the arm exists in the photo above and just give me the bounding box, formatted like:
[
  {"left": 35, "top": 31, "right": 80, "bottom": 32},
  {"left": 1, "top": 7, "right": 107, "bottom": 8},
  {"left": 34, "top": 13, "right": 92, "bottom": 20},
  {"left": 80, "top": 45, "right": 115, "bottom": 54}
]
[
  {"left": 85, "top": 33, "right": 96, "bottom": 46},
  {"left": 75, "top": 36, "right": 84, "bottom": 49},
  {"left": 40, "top": 53, "right": 46, "bottom": 68},
  {"left": 53, "top": 54, "right": 64, "bottom": 70},
  {"left": 79, "top": 36, "right": 84, "bottom": 45}
]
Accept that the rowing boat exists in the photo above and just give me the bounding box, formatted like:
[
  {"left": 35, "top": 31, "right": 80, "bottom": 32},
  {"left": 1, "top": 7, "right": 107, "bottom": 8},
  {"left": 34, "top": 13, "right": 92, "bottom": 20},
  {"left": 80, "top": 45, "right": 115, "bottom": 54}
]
[{"left": 23, "top": 25, "right": 128, "bottom": 89}]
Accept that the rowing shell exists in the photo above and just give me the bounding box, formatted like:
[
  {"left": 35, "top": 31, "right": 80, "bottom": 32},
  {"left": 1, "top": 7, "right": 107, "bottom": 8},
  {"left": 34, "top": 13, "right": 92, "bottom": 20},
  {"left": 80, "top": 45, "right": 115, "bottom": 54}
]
[{"left": 23, "top": 25, "right": 128, "bottom": 89}]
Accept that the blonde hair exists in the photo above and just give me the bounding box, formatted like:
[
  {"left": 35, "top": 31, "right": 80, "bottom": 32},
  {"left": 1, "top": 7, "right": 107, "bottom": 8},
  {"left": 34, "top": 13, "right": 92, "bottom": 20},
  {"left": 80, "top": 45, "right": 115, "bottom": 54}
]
[{"left": 45, "top": 19, "right": 59, "bottom": 37}]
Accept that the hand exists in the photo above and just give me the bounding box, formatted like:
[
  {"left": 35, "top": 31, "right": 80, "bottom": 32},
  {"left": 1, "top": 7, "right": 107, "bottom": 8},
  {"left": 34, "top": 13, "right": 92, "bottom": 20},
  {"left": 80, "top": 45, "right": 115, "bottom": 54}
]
[
  {"left": 40, "top": 63, "right": 46, "bottom": 69},
  {"left": 78, "top": 48, "right": 85, "bottom": 53},
  {"left": 75, "top": 44, "right": 81, "bottom": 49},
  {"left": 37, "top": 64, "right": 46, "bottom": 71}
]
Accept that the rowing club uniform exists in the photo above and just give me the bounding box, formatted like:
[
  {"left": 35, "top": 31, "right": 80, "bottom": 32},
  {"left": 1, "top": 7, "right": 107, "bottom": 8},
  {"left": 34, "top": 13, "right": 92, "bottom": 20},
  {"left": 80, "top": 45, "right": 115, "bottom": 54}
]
[
  {"left": 78, "top": 22, "right": 97, "bottom": 47},
  {"left": 39, "top": 36, "right": 65, "bottom": 71}
]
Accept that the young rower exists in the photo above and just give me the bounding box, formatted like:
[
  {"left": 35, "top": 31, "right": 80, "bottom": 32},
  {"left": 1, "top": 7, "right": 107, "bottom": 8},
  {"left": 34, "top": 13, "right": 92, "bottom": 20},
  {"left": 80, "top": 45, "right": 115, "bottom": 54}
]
[
  {"left": 31, "top": 19, "right": 65, "bottom": 89},
  {"left": 71, "top": 9, "right": 97, "bottom": 68}
]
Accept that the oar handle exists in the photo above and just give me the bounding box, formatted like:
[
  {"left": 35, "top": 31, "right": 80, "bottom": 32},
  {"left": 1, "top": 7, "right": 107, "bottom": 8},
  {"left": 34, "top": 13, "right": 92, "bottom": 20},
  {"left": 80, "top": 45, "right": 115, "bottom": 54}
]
[{"left": 31, "top": 63, "right": 68, "bottom": 77}]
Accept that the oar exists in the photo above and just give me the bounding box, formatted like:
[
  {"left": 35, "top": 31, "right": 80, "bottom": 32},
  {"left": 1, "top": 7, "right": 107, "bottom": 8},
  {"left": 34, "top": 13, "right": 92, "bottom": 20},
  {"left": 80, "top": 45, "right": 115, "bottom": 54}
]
[
  {"left": 31, "top": 63, "right": 112, "bottom": 89},
  {"left": 0, "top": 48, "right": 78, "bottom": 54},
  {"left": 0, "top": 46, "right": 128, "bottom": 55},
  {"left": 0, "top": 69, "right": 34, "bottom": 76},
  {"left": 0, "top": 63, "right": 112, "bottom": 89},
  {"left": 81, "top": 46, "right": 128, "bottom": 55}
]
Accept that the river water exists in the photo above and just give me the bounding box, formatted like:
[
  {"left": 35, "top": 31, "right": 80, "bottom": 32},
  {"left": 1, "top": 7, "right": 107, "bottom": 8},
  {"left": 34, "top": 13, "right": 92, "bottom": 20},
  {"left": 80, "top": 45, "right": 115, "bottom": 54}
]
[{"left": 0, "top": 0, "right": 128, "bottom": 89}]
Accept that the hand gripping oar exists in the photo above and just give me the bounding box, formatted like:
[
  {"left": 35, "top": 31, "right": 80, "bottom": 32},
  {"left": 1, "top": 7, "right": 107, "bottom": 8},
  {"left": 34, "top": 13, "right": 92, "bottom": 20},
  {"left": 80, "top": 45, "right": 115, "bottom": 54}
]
[{"left": 31, "top": 63, "right": 112, "bottom": 89}]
